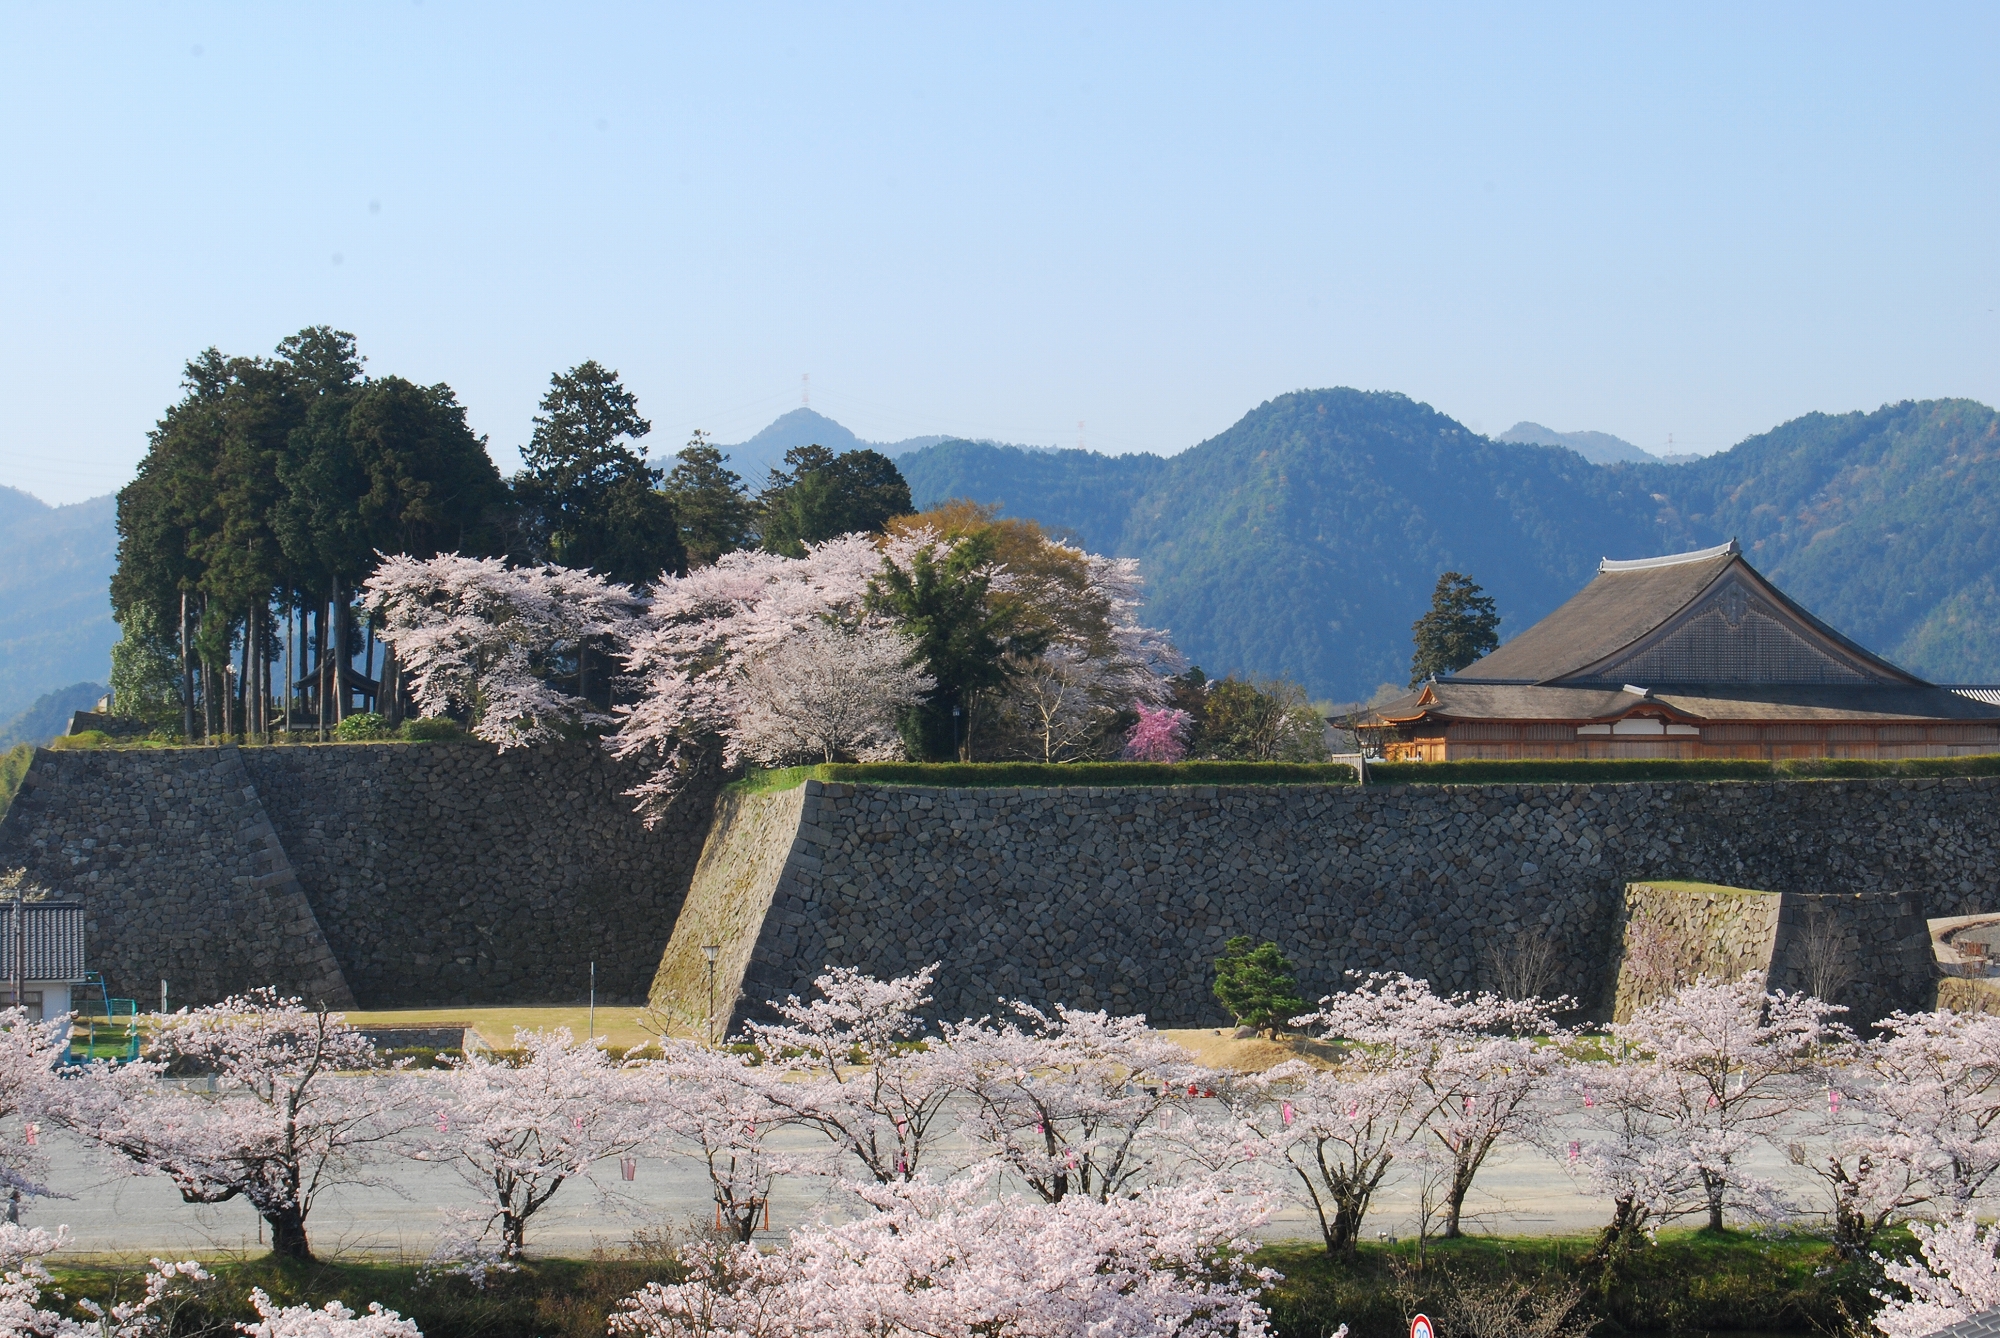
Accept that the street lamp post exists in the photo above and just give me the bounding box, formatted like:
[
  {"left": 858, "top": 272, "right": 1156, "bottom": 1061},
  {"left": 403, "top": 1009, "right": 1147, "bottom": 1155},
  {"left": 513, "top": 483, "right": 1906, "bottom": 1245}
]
[{"left": 700, "top": 944, "right": 720, "bottom": 1047}]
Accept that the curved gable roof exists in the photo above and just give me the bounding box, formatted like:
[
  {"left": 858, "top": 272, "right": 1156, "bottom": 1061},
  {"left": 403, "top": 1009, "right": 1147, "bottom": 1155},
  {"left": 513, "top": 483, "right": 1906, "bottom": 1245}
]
[{"left": 1453, "top": 540, "right": 1927, "bottom": 688}]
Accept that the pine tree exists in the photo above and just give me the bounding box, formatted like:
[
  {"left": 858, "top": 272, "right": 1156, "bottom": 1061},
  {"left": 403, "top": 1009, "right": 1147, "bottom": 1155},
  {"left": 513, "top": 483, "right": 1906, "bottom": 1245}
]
[
  {"left": 758, "top": 445, "right": 912, "bottom": 557},
  {"left": 1212, "top": 936, "right": 1306, "bottom": 1037},
  {"left": 1409, "top": 571, "right": 1500, "bottom": 685},
  {"left": 663, "top": 430, "right": 756, "bottom": 566}
]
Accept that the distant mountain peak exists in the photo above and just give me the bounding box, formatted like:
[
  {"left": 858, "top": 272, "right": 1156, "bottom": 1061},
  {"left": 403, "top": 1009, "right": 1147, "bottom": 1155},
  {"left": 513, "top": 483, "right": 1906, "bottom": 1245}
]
[{"left": 1496, "top": 421, "right": 1660, "bottom": 466}]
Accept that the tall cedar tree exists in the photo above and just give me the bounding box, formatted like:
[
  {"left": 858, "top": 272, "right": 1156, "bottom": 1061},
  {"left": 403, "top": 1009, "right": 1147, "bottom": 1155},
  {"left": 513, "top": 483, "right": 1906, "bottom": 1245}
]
[
  {"left": 664, "top": 430, "right": 757, "bottom": 566},
  {"left": 758, "top": 444, "right": 913, "bottom": 556},
  {"left": 1212, "top": 936, "right": 1307, "bottom": 1037},
  {"left": 515, "top": 362, "right": 684, "bottom": 584},
  {"left": 1409, "top": 570, "right": 1500, "bottom": 684},
  {"left": 865, "top": 531, "right": 1050, "bottom": 760}
]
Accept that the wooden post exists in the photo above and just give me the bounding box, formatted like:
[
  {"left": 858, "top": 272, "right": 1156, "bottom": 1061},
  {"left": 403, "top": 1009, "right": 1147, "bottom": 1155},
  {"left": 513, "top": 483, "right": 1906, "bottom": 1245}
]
[{"left": 179, "top": 590, "right": 194, "bottom": 742}]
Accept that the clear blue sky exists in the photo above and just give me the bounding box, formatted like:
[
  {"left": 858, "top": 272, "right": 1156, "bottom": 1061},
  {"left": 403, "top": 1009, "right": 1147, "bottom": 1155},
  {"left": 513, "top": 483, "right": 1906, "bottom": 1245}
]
[{"left": 3, "top": 3, "right": 1995, "bottom": 504}]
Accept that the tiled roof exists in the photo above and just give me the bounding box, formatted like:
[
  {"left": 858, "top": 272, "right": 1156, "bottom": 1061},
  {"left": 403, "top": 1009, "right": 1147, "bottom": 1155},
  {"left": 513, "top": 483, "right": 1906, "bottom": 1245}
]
[
  {"left": 0, "top": 902, "right": 87, "bottom": 983},
  {"left": 1373, "top": 680, "right": 2000, "bottom": 725},
  {"left": 1928, "top": 1309, "right": 2000, "bottom": 1338}
]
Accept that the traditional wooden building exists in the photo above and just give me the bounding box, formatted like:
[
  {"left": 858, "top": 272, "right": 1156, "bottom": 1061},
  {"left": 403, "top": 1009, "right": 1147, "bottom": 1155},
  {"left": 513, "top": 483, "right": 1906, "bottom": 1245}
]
[{"left": 1367, "top": 540, "right": 2000, "bottom": 762}]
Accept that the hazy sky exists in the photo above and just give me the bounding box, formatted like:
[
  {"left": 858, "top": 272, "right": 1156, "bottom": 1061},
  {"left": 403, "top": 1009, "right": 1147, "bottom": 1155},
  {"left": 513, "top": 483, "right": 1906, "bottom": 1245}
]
[{"left": 3, "top": 3, "right": 1996, "bottom": 505}]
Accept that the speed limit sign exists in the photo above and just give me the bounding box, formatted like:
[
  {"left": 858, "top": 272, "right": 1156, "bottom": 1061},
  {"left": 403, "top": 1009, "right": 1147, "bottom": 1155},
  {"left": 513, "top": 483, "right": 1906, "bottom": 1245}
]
[{"left": 1410, "top": 1315, "right": 1435, "bottom": 1338}]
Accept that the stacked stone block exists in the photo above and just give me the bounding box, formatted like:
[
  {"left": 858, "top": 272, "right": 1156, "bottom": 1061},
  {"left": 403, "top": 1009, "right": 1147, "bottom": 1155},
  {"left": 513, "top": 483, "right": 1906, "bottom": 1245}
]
[{"left": 679, "top": 775, "right": 1995, "bottom": 1033}]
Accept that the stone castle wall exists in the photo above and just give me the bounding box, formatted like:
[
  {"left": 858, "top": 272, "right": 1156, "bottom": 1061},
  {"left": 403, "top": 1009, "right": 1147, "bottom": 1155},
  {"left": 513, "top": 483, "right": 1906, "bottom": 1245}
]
[
  {"left": 0, "top": 741, "right": 719, "bottom": 1008},
  {"left": 658, "top": 776, "right": 1995, "bottom": 1033}
]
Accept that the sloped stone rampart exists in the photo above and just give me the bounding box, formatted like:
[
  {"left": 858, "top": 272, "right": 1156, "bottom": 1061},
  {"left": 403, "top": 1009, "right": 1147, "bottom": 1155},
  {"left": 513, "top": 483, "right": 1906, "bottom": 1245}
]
[
  {"left": 0, "top": 745, "right": 354, "bottom": 1008},
  {"left": 0, "top": 741, "right": 720, "bottom": 1009},
  {"left": 687, "top": 775, "right": 1994, "bottom": 1032},
  {"left": 1610, "top": 880, "right": 1933, "bottom": 1022}
]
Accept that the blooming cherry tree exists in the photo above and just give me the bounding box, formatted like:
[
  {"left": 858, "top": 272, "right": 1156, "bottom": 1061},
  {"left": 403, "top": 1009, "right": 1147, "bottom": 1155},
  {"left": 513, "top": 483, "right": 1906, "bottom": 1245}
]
[
  {"left": 1874, "top": 1214, "right": 2000, "bottom": 1338},
  {"left": 1122, "top": 701, "right": 1192, "bottom": 762},
  {"left": 939, "top": 1003, "right": 1211, "bottom": 1203},
  {"left": 0, "top": 1007, "right": 71, "bottom": 1202},
  {"left": 735, "top": 620, "right": 932, "bottom": 764},
  {"left": 238, "top": 1288, "right": 424, "bottom": 1338},
  {"left": 1857, "top": 1008, "right": 2000, "bottom": 1210},
  {"left": 651, "top": 1041, "right": 790, "bottom": 1243},
  {"left": 742, "top": 966, "right": 955, "bottom": 1188},
  {"left": 367, "top": 554, "right": 643, "bottom": 747},
  {"left": 44, "top": 991, "right": 399, "bottom": 1261},
  {"left": 1298, "top": 972, "right": 1570, "bottom": 1238},
  {"left": 607, "top": 1171, "right": 1279, "bottom": 1338},
  {"left": 1237, "top": 1060, "right": 1425, "bottom": 1255},
  {"left": 411, "top": 1028, "right": 649, "bottom": 1258},
  {"left": 1, "top": 1223, "right": 209, "bottom": 1338}
]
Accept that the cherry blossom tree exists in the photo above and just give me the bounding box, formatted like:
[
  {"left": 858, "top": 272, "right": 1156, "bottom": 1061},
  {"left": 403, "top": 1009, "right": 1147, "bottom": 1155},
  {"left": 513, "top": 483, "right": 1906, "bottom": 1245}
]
[
  {"left": 939, "top": 1003, "right": 1211, "bottom": 1203},
  {"left": 367, "top": 553, "right": 642, "bottom": 747},
  {"left": 1, "top": 1223, "right": 209, "bottom": 1338},
  {"left": 1874, "top": 1214, "right": 2000, "bottom": 1338},
  {"left": 1298, "top": 972, "right": 1570, "bottom": 1238},
  {"left": 652, "top": 1041, "right": 790, "bottom": 1243},
  {"left": 43, "top": 991, "right": 401, "bottom": 1261},
  {"left": 1856, "top": 1008, "right": 2000, "bottom": 1210},
  {"left": 741, "top": 966, "right": 955, "bottom": 1188},
  {"left": 0, "top": 1007, "right": 71, "bottom": 1202},
  {"left": 1237, "top": 1059, "right": 1425, "bottom": 1255},
  {"left": 606, "top": 1171, "right": 1281, "bottom": 1338},
  {"left": 1122, "top": 701, "right": 1192, "bottom": 762},
  {"left": 238, "top": 1288, "right": 425, "bottom": 1338},
  {"left": 410, "top": 1028, "right": 649, "bottom": 1258},
  {"left": 610, "top": 535, "right": 884, "bottom": 812},
  {"left": 1573, "top": 972, "right": 1847, "bottom": 1234},
  {"left": 735, "top": 620, "right": 931, "bottom": 764}
]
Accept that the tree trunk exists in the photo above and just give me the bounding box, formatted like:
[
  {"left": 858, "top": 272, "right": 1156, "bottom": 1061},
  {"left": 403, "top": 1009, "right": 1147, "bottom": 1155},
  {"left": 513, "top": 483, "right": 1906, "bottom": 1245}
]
[
  {"left": 381, "top": 642, "right": 402, "bottom": 727},
  {"left": 284, "top": 603, "right": 294, "bottom": 738},
  {"left": 330, "top": 577, "right": 346, "bottom": 725},
  {"left": 263, "top": 1204, "right": 313, "bottom": 1261},
  {"left": 179, "top": 590, "right": 194, "bottom": 741},
  {"left": 316, "top": 597, "right": 329, "bottom": 741},
  {"left": 1441, "top": 1159, "right": 1478, "bottom": 1238}
]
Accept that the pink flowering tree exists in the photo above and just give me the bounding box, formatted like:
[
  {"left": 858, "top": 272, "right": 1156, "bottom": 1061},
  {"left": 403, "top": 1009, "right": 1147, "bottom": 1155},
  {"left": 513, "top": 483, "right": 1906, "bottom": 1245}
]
[
  {"left": 410, "top": 1028, "right": 650, "bottom": 1259},
  {"left": 1236, "top": 1059, "right": 1426, "bottom": 1256},
  {"left": 651, "top": 1041, "right": 791, "bottom": 1244},
  {"left": 1857, "top": 1008, "right": 2000, "bottom": 1210},
  {"left": 607, "top": 1171, "right": 1283, "bottom": 1338},
  {"left": 1572, "top": 972, "right": 1848, "bottom": 1236},
  {"left": 367, "top": 553, "right": 643, "bottom": 747},
  {"left": 0, "top": 1007, "right": 70, "bottom": 1203},
  {"left": 43, "top": 991, "right": 403, "bottom": 1262},
  {"left": 610, "top": 535, "right": 886, "bottom": 812},
  {"left": 735, "top": 620, "right": 933, "bottom": 764},
  {"left": 1, "top": 1222, "right": 209, "bottom": 1338},
  {"left": 1122, "top": 702, "right": 1192, "bottom": 762},
  {"left": 1298, "top": 971, "right": 1571, "bottom": 1238},
  {"left": 1874, "top": 1214, "right": 2000, "bottom": 1338},
  {"left": 938, "top": 1003, "right": 1213, "bottom": 1203},
  {"left": 741, "top": 966, "right": 955, "bottom": 1188},
  {"left": 238, "top": 1289, "right": 424, "bottom": 1338}
]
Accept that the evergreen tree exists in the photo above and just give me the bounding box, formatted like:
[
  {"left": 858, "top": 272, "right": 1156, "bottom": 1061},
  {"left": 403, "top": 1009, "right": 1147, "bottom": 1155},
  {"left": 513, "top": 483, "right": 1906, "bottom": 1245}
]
[
  {"left": 1212, "top": 936, "right": 1307, "bottom": 1038},
  {"left": 663, "top": 430, "right": 755, "bottom": 566},
  {"left": 514, "top": 361, "right": 684, "bottom": 584},
  {"left": 865, "top": 532, "right": 1048, "bottom": 759},
  {"left": 1409, "top": 571, "right": 1500, "bottom": 685},
  {"left": 759, "top": 444, "right": 912, "bottom": 557}
]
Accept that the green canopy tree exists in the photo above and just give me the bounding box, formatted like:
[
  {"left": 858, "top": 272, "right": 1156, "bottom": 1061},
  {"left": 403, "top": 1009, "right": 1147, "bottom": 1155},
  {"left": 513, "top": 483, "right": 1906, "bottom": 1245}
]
[
  {"left": 865, "top": 532, "right": 1049, "bottom": 759},
  {"left": 1409, "top": 571, "right": 1501, "bottom": 685},
  {"left": 663, "top": 430, "right": 756, "bottom": 566},
  {"left": 1213, "top": 936, "right": 1307, "bottom": 1038},
  {"left": 513, "top": 361, "right": 683, "bottom": 584},
  {"left": 758, "top": 444, "right": 912, "bottom": 557}
]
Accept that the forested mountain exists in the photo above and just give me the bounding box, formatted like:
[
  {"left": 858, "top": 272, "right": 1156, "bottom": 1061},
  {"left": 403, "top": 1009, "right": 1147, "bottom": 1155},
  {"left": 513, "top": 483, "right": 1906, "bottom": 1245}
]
[
  {"left": 902, "top": 391, "right": 2000, "bottom": 700},
  {"left": 718, "top": 408, "right": 1035, "bottom": 492},
  {"left": 0, "top": 488, "right": 118, "bottom": 719},
  {"left": 1494, "top": 421, "right": 1661, "bottom": 466},
  {"left": 0, "top": 680, "right": 106, "bottom": 748}
]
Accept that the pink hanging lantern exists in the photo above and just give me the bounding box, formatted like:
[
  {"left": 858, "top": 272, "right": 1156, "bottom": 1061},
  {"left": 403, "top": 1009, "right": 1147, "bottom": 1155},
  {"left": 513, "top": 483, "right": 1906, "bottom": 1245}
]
[
  {"left": 1829, "top": 1089, "right": 1841, "bottom": 1114},
  {"left": 1282, "top": 1101, "right": 1294, "bottom": 1128},
  {"left": 1567, "top": 1140, "right": 1580, "bottom": 1163}
]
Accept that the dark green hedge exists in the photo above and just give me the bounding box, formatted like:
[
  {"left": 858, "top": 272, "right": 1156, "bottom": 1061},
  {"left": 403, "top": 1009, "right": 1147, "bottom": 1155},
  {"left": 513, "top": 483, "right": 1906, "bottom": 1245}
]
[{"left": 731, "top": 752, "right": 2000, "bottom": 793}]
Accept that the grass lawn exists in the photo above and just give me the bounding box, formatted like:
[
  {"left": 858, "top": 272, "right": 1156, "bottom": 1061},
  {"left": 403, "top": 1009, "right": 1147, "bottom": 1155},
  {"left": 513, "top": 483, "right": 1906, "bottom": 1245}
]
[
  {"left": 47, "top": 1226, "right": 1907, "bottom": 1338},
  {"left": 341, "top": 1005, "right": 664, "bottom": 1050}
]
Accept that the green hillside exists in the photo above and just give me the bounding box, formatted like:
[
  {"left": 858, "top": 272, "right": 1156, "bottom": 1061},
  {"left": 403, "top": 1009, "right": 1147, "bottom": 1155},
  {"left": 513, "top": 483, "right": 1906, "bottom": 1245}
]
[
  {"left": 0, "top": 488, "right": 119, "bottom": 720},
  {"left": 902, "top": 391, "right": 1999, "bottom": 700}
]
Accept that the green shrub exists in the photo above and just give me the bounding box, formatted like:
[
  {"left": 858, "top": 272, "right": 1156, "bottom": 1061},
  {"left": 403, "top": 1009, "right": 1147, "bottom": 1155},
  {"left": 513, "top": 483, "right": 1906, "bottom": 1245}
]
[
  {"left": 45, "top": 730, "right": 113, "bottom": 751},
  {"left": 333, "top": 712, "right": 393, "bottom": 741},
  {"left": 400, "top": 715, "right": 467, "bottom": 742},
  {"left": 731, "top": 761, "right": 1362, "bottom": 792},
  {"left": 0, "top": 743, "right": 32, "bottom": 812}
]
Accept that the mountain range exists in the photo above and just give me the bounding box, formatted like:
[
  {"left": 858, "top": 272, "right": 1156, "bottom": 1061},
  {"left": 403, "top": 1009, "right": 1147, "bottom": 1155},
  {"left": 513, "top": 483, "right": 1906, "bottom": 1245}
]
[
  {"left": 1493, "top": 421, "right": 1664, "bottom": 466},
  {"left": 0, "top": 487, "right": 118, "bottom": 720},
  {"left": 899, "top": 391, "right": 2000, "bottom": 702},
  {"left": 5, "top": 391, "right": 1996, "bottom": 715}
]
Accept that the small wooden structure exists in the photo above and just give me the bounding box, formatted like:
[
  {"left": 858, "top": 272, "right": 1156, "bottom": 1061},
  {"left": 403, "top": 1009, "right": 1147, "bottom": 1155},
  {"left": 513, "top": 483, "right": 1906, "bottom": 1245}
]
[
  {"left": 1366, "top": 540, "right": 2000, "bottom": 762},
  {"left": 0, "top": 901, "right": 88, "bottom": 1020}
]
